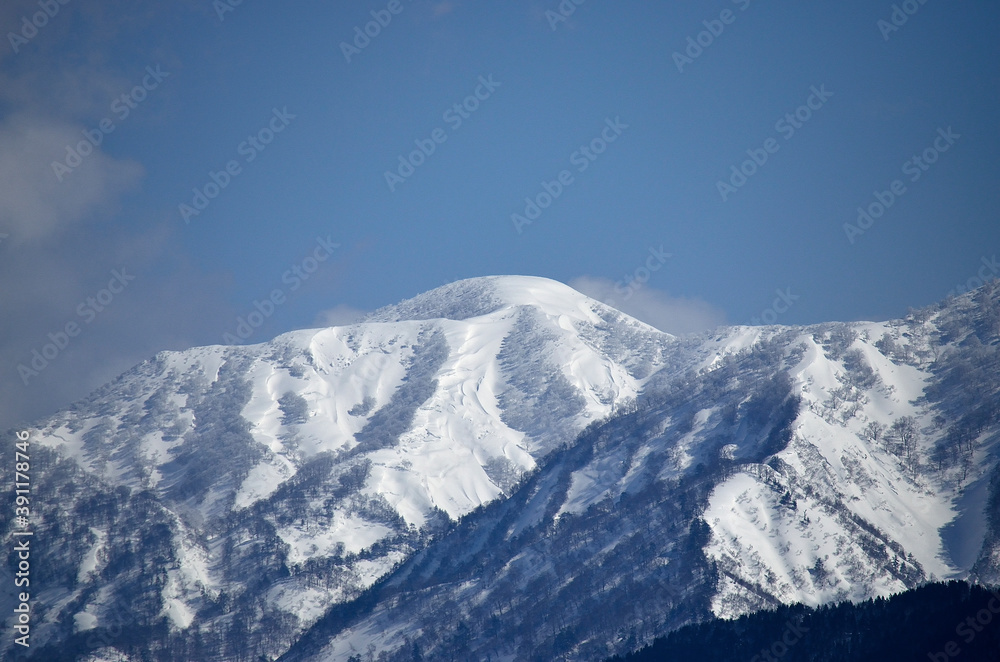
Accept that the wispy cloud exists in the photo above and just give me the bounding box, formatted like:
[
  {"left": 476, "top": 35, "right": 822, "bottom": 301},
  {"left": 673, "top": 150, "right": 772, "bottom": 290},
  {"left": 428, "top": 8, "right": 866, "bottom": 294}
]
[
  {"left": 0, "top": 0, "right": 227, "bottom": 430},
  {"left": 0, "top": 113, "right": 144, "bottom": 243},
  {"left": 570, "top": 276, "right": 726, "bottom": 335},
  {"left": 312, "top": 304, "right": 368, "bottom": 328}
]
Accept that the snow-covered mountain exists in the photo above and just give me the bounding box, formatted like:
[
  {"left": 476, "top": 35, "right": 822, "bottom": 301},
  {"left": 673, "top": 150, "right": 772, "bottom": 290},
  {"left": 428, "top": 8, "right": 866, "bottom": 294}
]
[
  {"left": 4, "top": 276, "right": 1000, "bottom": 661},
  {"left": 2, "top": 276, "right": 675, "bottom": 659}
]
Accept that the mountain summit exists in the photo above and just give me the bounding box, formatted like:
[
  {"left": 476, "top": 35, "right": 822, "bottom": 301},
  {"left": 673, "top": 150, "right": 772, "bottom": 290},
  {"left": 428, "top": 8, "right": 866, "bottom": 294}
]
[{"left": 364, "top": 276, "right": 646, "bottom": 326}]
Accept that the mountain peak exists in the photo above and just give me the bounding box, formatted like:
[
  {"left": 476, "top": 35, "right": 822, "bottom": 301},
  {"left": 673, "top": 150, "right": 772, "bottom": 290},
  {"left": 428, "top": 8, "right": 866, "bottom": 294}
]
[{"left": 362, "top": 275, "right": 621, "bottom": 326}]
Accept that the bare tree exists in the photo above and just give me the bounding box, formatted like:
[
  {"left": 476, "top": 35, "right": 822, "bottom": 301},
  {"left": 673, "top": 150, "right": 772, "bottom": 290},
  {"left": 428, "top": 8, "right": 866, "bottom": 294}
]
[
  {"left": 863, "top": 421, "right": 886, "bottom": 444},
  {"left": 890, "top": 416, "right": 919, "bottom": 472},
  {"left": 875, "top": 333, "right": 897, "bottom": 358}
]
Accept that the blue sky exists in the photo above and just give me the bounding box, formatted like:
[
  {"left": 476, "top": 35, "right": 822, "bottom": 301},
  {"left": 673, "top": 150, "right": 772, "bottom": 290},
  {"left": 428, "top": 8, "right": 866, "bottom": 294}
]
[{"left": 2, "top": 0, "right": 998, "bottom": 427}]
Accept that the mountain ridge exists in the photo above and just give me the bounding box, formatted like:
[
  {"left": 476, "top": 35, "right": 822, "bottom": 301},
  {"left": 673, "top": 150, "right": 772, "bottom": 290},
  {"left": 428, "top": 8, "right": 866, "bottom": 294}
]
[{"left": 4, "top": 276, "right": 1000, "bottom": 661}]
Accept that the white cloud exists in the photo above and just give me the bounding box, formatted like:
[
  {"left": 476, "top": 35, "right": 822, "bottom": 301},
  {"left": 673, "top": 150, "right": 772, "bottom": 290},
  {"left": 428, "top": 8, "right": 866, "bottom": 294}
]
[
  {"left": 570, "top": 276, "right": 726, "bottom": 335},
  {"left": 0, "top": 0, "right": 229, "bottom": 432},
  {"left": 0, "top": 112, "right": 143, "bottom": 242}
]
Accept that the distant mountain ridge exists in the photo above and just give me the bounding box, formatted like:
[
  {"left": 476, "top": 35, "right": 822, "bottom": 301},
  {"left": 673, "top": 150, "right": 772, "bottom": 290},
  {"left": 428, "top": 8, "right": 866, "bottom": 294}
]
[{"left": 5, "top": 276, "right": 1000, "bottom": 661}]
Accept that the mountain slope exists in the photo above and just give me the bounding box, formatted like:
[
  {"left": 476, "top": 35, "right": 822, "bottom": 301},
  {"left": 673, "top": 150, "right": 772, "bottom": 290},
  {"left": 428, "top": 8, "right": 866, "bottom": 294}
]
[
  {"left": 281, "top": 284, "right": 1000, "bottom": 661},
  {"left": 2, "top": 276, "right": 678, "bottom": 660}
]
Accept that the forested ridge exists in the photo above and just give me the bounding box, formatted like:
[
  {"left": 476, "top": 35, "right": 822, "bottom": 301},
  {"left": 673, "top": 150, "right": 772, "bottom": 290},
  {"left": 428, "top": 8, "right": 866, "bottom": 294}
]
[{"left": 610, "top": 581, "right": 1000, "bottom": 662}]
